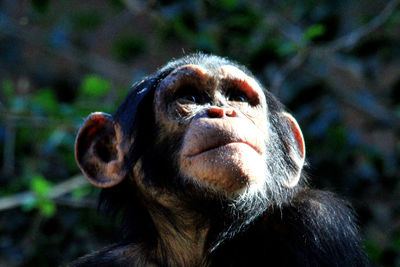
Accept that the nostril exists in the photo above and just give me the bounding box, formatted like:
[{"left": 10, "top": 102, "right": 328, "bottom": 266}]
[
  {"left": 225, "top": 109, "right": 237, "bottom": 117},
  {"left": 207, "top": 107, "right": 224, "bottom": 118},
  {"left": 207, "top": 107, "right": 237, "bottom": 118}
]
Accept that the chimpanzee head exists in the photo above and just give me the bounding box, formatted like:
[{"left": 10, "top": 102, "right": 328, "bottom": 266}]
[{"left": 75, "top": 54, "right": 305, "bottom": 243}]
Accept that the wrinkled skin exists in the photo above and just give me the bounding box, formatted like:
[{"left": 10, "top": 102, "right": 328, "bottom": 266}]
[{"left": 154, "top": 64, "right": 270, "bottom": 194}]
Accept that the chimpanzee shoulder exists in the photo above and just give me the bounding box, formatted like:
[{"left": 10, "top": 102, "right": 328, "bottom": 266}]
[
  {"left": 211, "top": 189, "right": 369, "bottom": 267},
  {"left": 68, "top": 242, "right": 153, "bottom": 267}
]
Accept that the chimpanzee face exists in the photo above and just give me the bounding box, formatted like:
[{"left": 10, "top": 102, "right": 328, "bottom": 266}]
[{"left": 153, "top": 64, "right": 269, "bottom": 196}]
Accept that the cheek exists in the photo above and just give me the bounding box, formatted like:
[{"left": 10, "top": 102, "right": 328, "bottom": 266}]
[{"left": 154, "top": 106, "right": 188, "bottom": 140}]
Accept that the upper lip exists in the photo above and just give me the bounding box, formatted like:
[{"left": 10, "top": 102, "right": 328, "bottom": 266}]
[
  {"left": 181, "top": 118, "right": 264, "bottom": 159},
  {"left": 185, "top": 137, "right": 262, "bottom": 158},
  {"left": 187, "top": 140, "right": 261, "bottom": 158}
]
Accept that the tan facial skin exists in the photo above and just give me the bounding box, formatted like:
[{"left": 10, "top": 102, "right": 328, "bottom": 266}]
[{"left": 154, "top": 64, "right": 269, "bottom": 195}]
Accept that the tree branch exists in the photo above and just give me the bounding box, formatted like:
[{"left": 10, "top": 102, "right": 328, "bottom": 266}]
[
  {"left": 271, "top": 0, "right": 400, "bottom": 91},
  {"left": 327, "top": 0, "right": 400, "bottom": 51},
  {"left": 268, "top": 0, "right": 400, "bottom": 129},
  {"left": 0, "top": 174, "right": 89, "bottom": 211},
  {"left": 270, "top": 49, "right": 309, "bottom": 95}
]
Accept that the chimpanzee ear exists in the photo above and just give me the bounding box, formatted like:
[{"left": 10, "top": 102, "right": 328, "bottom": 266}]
[
  {"left": 75, "top": 112, "right": 127, "bottom": 188},
  {"left": 280, "top": 112, "right": 306, "bottom": 188}
]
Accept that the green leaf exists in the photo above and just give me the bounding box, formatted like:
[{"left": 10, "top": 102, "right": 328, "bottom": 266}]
[
  {"left": 2, "top": 79, "right": 14, "bottom": 99},
  {"left": 32, "top": 89, "right": 59, "bottom": 114},
  {"left": 107, "top": 0, "right": 125, "bottom": 10},
  {"left": 304, "top": 24, "right": 326, "bottom": 41},
  {"left": 329, "top": 126, "right": 347, "bottom": 149},
  {"left": 112, "top": 35, "right": 146, "bottom": 62},
  {"left": 39, "top": 200, "right": 56, "bottom": 217},
  {"left": 219, "top": 0, "right": 238, "bottom": 10},
  {"left": 72, "top": 10, "right": 103, "bottom": 31},
  {"left": 31, "top": 175, "right": 52, "bottom": 198},
  {"left": 393, "top": 233, "right": 400, "bottom": 249},
  {"left": 80, "top": 75, "right": 111, "bottom": 98},
  {"left": 72, "top": 185, "right": 92, "bottom": 199},
  {"left": 364, "top": 239, "right": 383, "bottom": 263},
  {"left": 277, "top": 42, "right": 298, "bottom": 56},
  {"left": 30, "top": 175, "right": 56, "bottom": 217}
]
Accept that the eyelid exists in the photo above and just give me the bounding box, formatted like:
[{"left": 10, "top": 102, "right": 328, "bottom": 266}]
[
  {"left": 226, "top": 87, "right": 249, "bottom": 102},
  {"left": 173, "top": 85, "right": 203, "bottom": 103},
  {"left": 226, "top": 79, "right": 260, "bottom": 106}
]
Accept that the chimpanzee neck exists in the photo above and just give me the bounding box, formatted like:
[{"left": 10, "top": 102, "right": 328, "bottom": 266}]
[
  {"left": 147, "top": 202, "right": 212, "bottom": 266},
  {"left": 143, "top": 189, "right": 270, "bottom": 266}
]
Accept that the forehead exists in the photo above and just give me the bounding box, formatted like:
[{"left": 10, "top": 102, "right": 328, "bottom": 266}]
[
  {"left": 168, "top": 64, "right": 256, "bottom": 82},
  {"left": 157, "top": 64, "right": 265, "bottom": 98}
]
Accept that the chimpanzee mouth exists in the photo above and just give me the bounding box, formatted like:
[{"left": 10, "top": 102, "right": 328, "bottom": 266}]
[{"left": 186, "top": 141, "right": 261, "bottom": 159}]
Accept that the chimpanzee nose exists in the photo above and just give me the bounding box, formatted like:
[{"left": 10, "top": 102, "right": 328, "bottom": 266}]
[{"left": 207, "top": 106, "right": 237, "bottom": 118}]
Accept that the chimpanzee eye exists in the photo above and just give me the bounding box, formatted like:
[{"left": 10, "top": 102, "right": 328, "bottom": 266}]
[
  {"left": 227, "top": 88, "right": 249, "bottom": 103},
  {"left": 181, "top": 95, "right": 197, "bottom": 102},
  {"left": 174, "top": 86, "right": 202, "bottom": 104}
]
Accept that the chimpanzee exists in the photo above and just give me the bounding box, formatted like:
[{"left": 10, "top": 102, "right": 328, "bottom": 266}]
[{"left": 71, "top": 54, "right": 368, "bottom": 266}]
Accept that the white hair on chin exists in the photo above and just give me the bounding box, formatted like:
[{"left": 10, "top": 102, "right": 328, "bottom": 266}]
[{"left": 230, "top": 125, "right": 294, "bottom": 213}]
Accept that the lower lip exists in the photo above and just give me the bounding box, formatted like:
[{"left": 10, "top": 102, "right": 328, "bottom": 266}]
[{"left": 186, "top": 142, "right": 259, "bottom": 159}]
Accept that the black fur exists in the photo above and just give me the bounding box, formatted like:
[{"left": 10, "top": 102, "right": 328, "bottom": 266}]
[{"left": 70, "top": 54, "right": 369, "bottom": 266}]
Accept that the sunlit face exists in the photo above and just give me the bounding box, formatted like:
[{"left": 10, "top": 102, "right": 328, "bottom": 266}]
[{"left": 154, "top": 64, "right": 269, "bottom": 195}]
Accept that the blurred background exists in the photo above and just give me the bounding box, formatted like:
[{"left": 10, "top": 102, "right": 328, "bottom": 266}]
[{"left": 0, "top": 0, "right": 399, "bottom": 266}]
